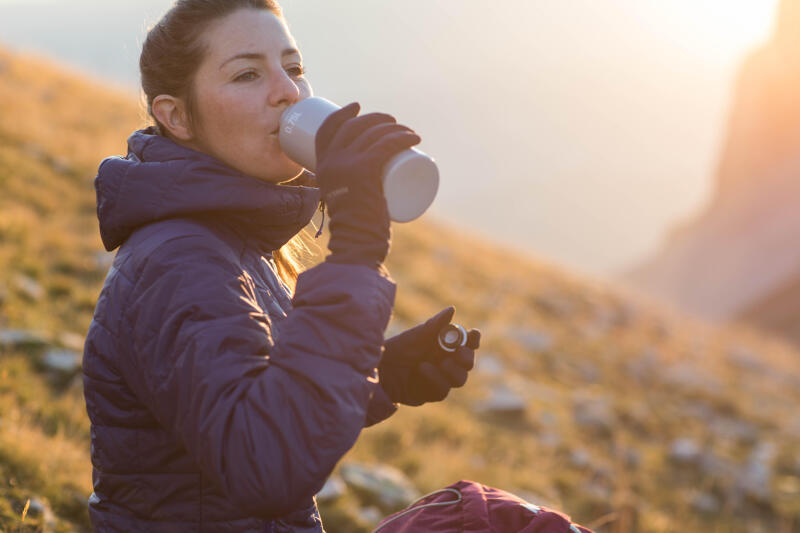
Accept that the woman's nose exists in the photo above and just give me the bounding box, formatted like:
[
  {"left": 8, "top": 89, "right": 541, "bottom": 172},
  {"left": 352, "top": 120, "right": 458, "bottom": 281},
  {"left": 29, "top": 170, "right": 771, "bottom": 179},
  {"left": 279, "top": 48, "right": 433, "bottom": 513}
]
[{"left": 269, "top": 69, "right": 301, "bottom": 108}]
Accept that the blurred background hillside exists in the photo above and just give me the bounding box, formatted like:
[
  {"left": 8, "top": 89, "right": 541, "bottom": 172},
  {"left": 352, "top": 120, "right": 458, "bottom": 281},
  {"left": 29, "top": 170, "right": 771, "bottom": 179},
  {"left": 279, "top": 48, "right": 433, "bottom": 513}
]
[
  {"left": 0, "top": 0, "right": 784, "bottom": 275},
  {"left": 1, "top": 1, "right": 800, "bottom": 532}
]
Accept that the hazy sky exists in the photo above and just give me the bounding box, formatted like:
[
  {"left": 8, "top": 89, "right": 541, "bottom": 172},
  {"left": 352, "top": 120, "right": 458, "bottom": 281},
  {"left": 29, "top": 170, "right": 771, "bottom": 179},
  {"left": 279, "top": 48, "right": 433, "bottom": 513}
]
[{"left": 0, "top": 0, "right": 781, "bottom": 277}]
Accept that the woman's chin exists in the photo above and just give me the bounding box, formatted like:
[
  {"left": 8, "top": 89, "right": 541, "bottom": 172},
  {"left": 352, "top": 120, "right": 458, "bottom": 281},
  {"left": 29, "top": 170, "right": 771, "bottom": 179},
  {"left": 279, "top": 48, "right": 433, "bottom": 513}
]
[
  {"left": 257, "top": 159, "right": 305, "bottom": 184},
  {"left": 277, "top": 168, "right": 308, "bottom": 185}
]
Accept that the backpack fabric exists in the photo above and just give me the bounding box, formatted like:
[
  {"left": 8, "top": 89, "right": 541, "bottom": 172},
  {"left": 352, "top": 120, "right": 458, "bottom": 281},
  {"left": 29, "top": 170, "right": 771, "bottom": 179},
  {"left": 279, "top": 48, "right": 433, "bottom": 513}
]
[{"left": 375, "top": 480, "right": 596, "bottom": 533}]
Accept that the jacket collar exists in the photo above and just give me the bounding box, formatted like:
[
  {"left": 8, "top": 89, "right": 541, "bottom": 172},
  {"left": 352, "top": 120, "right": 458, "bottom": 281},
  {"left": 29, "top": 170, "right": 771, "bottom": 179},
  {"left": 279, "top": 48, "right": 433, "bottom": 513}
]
[{"left": 94, "top": 127, "right": 321, "bottom": 253}]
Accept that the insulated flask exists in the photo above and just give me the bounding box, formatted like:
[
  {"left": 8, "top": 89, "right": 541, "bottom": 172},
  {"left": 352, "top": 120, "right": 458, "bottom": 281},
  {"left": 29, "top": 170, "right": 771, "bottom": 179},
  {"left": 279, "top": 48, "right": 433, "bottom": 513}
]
[{"left": 279, "top": 96, "right": 439, "bottom": 223}]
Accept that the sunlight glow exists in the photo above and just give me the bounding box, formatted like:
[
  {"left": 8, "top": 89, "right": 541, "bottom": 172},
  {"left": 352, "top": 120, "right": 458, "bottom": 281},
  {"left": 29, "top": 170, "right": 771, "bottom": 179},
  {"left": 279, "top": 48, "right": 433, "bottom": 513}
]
[{"left": 636, "top": 0, "right": 780, "bottom": 63}]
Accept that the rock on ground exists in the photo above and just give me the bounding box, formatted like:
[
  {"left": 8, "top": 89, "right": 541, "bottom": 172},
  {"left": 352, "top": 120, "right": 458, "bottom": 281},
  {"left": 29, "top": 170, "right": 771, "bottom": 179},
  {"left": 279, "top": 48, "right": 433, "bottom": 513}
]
[{"left": 340, "top": 462, "right": 420, "bottom": 512}]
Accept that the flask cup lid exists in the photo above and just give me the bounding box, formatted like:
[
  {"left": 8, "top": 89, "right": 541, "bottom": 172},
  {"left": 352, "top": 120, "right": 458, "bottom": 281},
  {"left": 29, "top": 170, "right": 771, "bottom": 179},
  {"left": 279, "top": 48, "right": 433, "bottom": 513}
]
[{"left": 438, "top": 323, "right": 467, "bottom": 352}]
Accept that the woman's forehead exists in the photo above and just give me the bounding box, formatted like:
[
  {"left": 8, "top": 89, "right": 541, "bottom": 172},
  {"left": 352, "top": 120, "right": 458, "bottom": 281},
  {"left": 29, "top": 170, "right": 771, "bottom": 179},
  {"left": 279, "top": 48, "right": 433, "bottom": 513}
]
[{"left": 203, "top": 9, "right": 300, "bottom": 66}]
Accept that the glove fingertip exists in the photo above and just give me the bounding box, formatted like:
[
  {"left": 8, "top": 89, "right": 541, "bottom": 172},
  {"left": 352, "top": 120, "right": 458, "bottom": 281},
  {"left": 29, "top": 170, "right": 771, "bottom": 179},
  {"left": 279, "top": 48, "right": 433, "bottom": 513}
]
[
  {"left": 441, "top": 357, "right": 469, "bottom": 387},
  {"left": 455, "top": 347, "right": 475, "bottom": 370},
  {"left": 328, "top": 102, "right": 359, "bottom": 124},
  {"left": 343, "top": 101, "right": 360, "bottom": 114},
  {"left": 316, "top": 103, "right": 361, "bottom": 152},
  {"left": 467, "top": 329, "right": 481, "bottom": 349},
  {"left": 439, "top": 305, "right": 456, "bottom": 325}
]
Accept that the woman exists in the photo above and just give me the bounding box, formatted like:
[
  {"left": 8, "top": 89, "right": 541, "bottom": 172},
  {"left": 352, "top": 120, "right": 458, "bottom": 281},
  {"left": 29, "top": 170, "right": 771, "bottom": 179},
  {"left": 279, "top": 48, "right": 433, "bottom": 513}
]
[{"left": 82, "top": 0, "right": 480, "bottom": 531}]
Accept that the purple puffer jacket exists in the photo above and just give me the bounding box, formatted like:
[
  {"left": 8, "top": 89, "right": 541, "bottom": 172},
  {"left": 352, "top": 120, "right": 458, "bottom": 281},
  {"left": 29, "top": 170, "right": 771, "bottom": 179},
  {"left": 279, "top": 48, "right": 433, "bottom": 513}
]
[{"left": 82, "top": 128, "right": 398, "bottom": 532}]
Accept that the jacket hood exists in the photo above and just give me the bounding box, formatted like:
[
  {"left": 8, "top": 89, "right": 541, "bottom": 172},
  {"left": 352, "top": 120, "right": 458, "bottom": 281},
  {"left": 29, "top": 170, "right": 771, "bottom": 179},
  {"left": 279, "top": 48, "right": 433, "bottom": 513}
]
[{"left": 94, "top": 127, "right": 321, "bottom": 253}]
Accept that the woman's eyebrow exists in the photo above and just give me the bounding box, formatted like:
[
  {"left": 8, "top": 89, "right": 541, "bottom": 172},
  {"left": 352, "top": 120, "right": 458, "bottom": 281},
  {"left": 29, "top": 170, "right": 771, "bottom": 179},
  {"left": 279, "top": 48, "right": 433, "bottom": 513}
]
[{"left": 219, "top": 48, "right": 301, "bottom": 70}]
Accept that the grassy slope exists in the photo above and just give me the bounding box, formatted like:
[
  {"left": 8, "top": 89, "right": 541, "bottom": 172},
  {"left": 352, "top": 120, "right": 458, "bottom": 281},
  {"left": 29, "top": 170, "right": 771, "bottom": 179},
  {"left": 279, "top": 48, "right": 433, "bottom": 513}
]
[{"left": 0, "top": 48, "right": 798, "bottom": 532}]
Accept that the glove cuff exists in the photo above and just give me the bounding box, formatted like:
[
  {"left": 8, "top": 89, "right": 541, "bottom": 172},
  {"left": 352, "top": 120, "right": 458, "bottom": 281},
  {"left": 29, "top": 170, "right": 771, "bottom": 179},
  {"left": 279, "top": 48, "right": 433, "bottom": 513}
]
[{"left": 364, "top": 382, "right": 398, "bottom": 427}]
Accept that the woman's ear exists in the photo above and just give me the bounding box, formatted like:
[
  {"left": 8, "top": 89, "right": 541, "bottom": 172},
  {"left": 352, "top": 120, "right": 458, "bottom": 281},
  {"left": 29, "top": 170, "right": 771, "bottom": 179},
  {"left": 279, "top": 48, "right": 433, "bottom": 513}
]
[{"left": 151, "top": 94, "right": 194, "bottom": 141}]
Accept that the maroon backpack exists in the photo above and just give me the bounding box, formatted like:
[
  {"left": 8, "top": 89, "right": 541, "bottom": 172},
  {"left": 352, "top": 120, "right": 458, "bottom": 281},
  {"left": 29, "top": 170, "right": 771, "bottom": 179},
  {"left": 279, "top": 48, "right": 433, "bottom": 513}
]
[{"left": 374, "top": 480, "right": 596, "bottom": 533}]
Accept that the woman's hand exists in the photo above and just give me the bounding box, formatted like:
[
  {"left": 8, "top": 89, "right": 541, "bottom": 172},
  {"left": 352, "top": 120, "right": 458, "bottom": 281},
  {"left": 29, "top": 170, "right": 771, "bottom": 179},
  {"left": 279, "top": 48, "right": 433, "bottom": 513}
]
[
  {"left": 379, "top": 306, "right": 481, "bottom": 406},
  {"left": 314, "top": 102, "right": 421, "bottom": 268}
]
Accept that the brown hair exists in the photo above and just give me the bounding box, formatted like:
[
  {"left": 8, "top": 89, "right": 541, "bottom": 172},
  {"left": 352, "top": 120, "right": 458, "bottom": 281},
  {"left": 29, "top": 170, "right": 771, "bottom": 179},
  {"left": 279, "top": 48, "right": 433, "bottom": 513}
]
[{"left": 140, "top": 0, "right": 316, "bottom": 293}]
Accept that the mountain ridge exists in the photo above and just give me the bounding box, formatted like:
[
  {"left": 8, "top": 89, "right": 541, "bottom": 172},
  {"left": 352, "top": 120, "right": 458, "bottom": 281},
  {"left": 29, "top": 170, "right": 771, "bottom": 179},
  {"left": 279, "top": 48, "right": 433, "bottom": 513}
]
[{"left": 624, "top": 0, "right": 800, "bottom": 349}]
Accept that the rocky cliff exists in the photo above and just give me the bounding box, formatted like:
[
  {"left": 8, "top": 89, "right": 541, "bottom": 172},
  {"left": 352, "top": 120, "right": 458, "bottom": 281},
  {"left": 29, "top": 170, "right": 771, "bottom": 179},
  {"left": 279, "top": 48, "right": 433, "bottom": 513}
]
[{"left": 625, "top": 0, "right": 800, "bottom": 343}]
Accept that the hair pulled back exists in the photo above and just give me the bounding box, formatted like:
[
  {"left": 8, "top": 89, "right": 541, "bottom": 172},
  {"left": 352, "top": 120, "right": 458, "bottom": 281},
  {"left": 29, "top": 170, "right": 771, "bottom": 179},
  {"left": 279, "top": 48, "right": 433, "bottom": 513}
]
[
  {"left": 141, "top": 0, "right": 282, "bottom": 134},
  {"left": 140, "top": 0, "right": 318, "bottom": 292}
]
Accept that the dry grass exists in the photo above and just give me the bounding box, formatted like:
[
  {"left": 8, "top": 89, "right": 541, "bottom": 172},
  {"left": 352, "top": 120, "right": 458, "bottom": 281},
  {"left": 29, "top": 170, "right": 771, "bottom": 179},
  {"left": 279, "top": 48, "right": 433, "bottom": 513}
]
[{"left": 1, "top": 46, "right": 799, "bottom": 532}]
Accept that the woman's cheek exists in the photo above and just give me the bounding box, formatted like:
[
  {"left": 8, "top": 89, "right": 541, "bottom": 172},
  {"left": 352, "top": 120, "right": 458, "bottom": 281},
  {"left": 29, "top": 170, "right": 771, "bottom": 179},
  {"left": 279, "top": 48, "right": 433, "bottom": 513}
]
[{"left": 298, "top": 76, "right": 313, "bottom": 97}]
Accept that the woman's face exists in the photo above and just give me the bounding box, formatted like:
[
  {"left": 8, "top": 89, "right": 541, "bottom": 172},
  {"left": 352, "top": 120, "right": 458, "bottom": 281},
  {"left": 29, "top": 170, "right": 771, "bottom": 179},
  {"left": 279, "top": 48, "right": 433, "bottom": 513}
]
[{"left": 189, "top": 9, "right": 312, "bottom": 183}]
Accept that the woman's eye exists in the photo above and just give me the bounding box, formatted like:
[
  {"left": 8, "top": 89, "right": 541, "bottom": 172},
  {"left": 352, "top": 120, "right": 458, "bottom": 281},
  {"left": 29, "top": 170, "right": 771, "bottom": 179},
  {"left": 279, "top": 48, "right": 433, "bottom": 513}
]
[
  {"left": 234, "top": 71, "right": 259, "bottom": 82},
  {"left": 287, "top": 66, "right": 306, "bottom": 77}
]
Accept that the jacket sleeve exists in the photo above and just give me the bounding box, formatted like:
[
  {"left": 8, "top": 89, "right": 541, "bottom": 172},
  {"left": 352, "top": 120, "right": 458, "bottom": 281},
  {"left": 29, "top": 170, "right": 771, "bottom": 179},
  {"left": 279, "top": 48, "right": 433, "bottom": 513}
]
[{"left": 117, "top": 233, "right": 396, "bottom": 518}]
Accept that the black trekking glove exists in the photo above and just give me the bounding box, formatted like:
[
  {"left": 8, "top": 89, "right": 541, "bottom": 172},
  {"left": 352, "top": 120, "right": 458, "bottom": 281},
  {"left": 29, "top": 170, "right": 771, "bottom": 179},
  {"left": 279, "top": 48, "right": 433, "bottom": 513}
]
[
  {"left": 379, "top": 306, "right": 481, "bottom": 406},
  {"left": 314, "top": 102, "right": 421, "bottom": 268}
]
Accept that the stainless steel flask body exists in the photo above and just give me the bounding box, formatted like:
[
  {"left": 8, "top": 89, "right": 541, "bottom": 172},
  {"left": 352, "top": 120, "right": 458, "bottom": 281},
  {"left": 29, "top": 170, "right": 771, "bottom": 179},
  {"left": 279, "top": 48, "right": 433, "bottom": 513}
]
[{"left": 279, "top": 97, "right": 439, "bottom": 223}]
